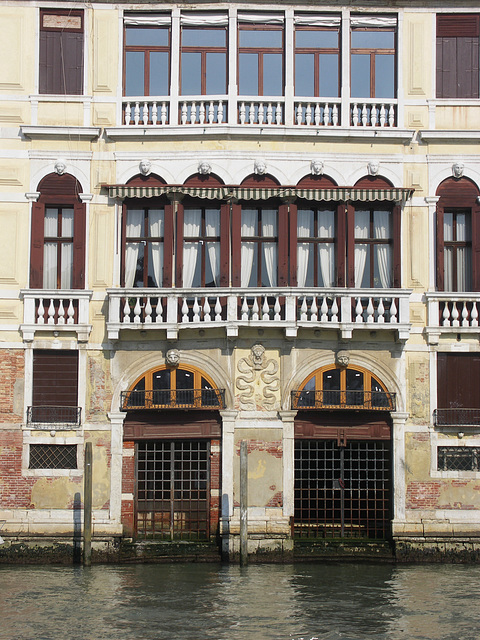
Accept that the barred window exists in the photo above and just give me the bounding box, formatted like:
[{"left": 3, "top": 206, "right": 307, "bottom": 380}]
[
  {"left": 29, "top": 444, "right": 78, "bottom": 470},
  {"left": 438, "top": 446, "right": 480, "bottom": 472}
]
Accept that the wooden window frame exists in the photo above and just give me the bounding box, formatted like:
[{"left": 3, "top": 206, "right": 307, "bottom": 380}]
[
  {"left": 436, "top": 14, "right": 480, "bottom": 99},
  {"left": 180, "top": 26, "right": 228, "bottom": 95},
  {"left": 238, "top": 24, "right": 284, "bottom": 96},
  {"left": 350, "top": 26, "right": 396, "bottom": 99},
  {"left": 294, "top": 25, "right": 340, "bottom": 98},
  {"left": 123, "top": 24, "right": 171, "bottom": 97},
  {"left": 351, "top": 204, "right": 394, "bottom": 289}
]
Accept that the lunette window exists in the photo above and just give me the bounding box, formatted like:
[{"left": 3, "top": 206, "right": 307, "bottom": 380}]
[
  {"left": 238, "top": 24, "right": 284, "bottom": 96},
  {"left": 124, "top": 23, "right": 170, "bottom": 96},
  {"left": 294, "top": 25, "right": 340, "bottom": 97},
  {"left": 436, "top": 14, "right": 479, "bottom": 99},
  {"left": 350, "top": 19, "right": 396, "bottom": 99},
  {"left": 180, "top": 27, "right": 227, "bottom": 95},
  {"left": 39, "top": 9, "right": 84, "bottom": 95}
]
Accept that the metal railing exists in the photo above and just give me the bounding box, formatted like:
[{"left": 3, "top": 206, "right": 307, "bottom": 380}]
[
  {"left": 121, "top": 388, "right": 225, "bottom": 410},
  {"left": 434, "top": 408, "right": 480, "bottom": 427},
  {"left": 26, "top": 406, "right": 82, "bottom": 427},
  {"left": 291, "top": 389, "right": 396, "bottom": 411}
]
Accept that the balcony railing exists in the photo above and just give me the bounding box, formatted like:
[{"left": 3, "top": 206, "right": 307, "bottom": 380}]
[
  {"left": 425, "top": 292, "right": 480, "bottom": 344},
  {"left": 26, "top": 406, "right": 82, "bottom": 428},
  {"left": 121, "top": 388, "right": 225, "bottom": 410},
  {"left": 20, "top": 290, "right": 93, "bottom": 342},
  {"left": 291, "top": 390, "right": 396, "bottom": 411},
  {"left": 434, "top": 408, "right": 480, "bottom": 428},
  {"left": 106, "top": 287, "right": 411, "bottom": 341}
]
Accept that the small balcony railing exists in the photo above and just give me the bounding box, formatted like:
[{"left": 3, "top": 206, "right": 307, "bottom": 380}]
[
  {"left": 26, "top": 406, "right": 82, "bottom": 428},
  {"left": 291, "top": 390, "right": 396, "bottom": 411},
  {"left": 121, "top": 388, "right": 225, "bottom": 410},
  {"left": 20, "top": 290, "right": 92, "bottom": 342},
  {"left": 425, "top": 292, "right": 480, "bottom": 344},
  {"left": 434, "top": 408, "right": 480, "bottom": 428}
]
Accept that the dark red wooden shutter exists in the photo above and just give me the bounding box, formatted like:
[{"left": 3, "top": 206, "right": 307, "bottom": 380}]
[
  {"left": 289, "top": 203, "right": 298, "bottom": 286},
  {"left": 436, "top": 204, "right": 445, "bottom": 291},
  {"left": 72, "top": 202, "right": 85, "bottom": 289},
  {"left": 472, "top": 200, "right": 480, "bottom": 291},
  {"left": 220, "top": 203, "right": 230, "bottom": 286},
  {"left": 437, "top": 353, "right": 480, "bottom": 409},
  {"left": 33, "top": 350, "right": 78, "bottom": 407},
  {"left": 176, "top": 203, "right": 184, "bottom": 286},
  {"left": 346, "top": 204, "right": 355, "bottom": 288},
  {"left": 163, "top": 202, "right": 174, "bottom": 287},
  {"left": 336, "top": 203, "right": 346, "bottom": 287},
  {"left": 278, "top": 203, "right": 289, "bottom": 286},
  {"left": 231, "top": 204, "right": 242, "bottom": 287},
  {"left": 30, "top": 202, "right": 44, "bottom": 289},
  {"left": 393, "top": 204, "right": 401, "bottom": 288}
]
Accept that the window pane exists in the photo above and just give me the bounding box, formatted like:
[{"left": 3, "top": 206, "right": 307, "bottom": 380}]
[
  {"left": 263, "top": 53, "right": 283, "bottom": 95},
  {"left": 150, "top": 51, "right": 169, "bottom": 95},
  {"left": 43, "top": 242, "right": 57, "bottom": 289},
  {"left": 318, "top": 210, "right": 335, "bottom": 238},
  {"left": 125, "top": 51, "right": 144, "bottom": 96},
  {"left": 444, "top": 212, "right": 453, "bottom": 241},
  {"left": 126, "top": 27, "right": 169, "bottom": 47},
  {"left": 44, "top": 208, "right": 58, "bottom": 236},
  {"left": 182, "top": 28, "right": 226, "bottom": 47},
  {"left": 206, "top": 52, "right": 227, "bottom": 94},
  {"left": 319, "top": 53, "right": 339, "bottom": 97},
  {"left": 239, "top": 29, "right": 282, "bottom": 48},
  {"left": 296, "top": 29, "right": 339, "bottom": 48},
  {"left": 148, "top": 209, "right": 164, "bottom": 238},
  {"left": 61, "top": 243, "right": 73, "bottom": 289},
  {"left": 181, "top": 52, "right": 202, "bottom": 94},
  {"left": 132, "top": 243, "right": 145, "bottom": 287},
  {"left": 61, "top": 209, "right": 74, "bottom": 237},
  {"left": 153, "top": 369, "right": 170, "bottom": 390},
  {"left": 177, "top": 369, "right": 194, "bottom": 389},
  {"left": 351, "top": 30, "right": 395, "bottom": 49},
  {"left": 148, "top": 242, "right": 163, "bottom": 287},
  {"left": 323, "top": 369, "right": 340, "bottom": 405},
  {"left": 375, "top": 54, "right": 395, "bottom": 98},
  {"left": 239, "top": 53, "right": 258, "bottom": 94},
  {"left": 295, "top": 53, "right": 315, "bottom": 96},
  {"left": 351, "top": 54, "right": 370, "bottom": 97}
]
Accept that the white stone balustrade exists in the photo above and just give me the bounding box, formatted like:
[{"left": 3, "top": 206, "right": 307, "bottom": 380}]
[
  {"left": 238, "top": 101, "right": 284, "bottom": 125},
  {"left": 20, "top": 290, "right": 93, "bottom": 342},
  {"left": 350, "top": 101, "right": 397, "bottom": 127},
  {"left": 180, "top": 100, "right": 226, "bottom": 125},
  {"left": 107, "top": 288, "right": 411, "bottom": 341},
  {"left": 124, "top": 100, "right": 169, "bottom": 125},
  {"left": 294, "top": 101, "right": 341, "bottom": 126},
  {"left": 425, "top": 293, "right": 480, "bottom": 344}
]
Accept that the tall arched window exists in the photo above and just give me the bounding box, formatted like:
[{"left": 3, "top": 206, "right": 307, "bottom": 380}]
[{"left": 30, "top": 173, "right": 86, "bottom": 289}]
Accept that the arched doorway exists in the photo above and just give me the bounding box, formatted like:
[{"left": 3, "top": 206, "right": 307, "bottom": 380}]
[
  {"left": 122, "top": 363, "right": 225, "bottom": 540},
  {"left": 292, "top": 364, "right": 394, "bottom": 539}
]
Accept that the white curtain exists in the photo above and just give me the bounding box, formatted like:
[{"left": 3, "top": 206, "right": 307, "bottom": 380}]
[
  {"left": 183, "top": 209, "right": 201, "bottom": 288},
  {"left": 238, "top": 13, "right": 284, "bottom": 24},
  {"left": 262, "top": 209, "right": 278, "bottom": 287},
  {"left": 351, "top": 16, "right": 397, "bottom": 27},
  {"left": 149, "top": 209, "right": 164, "bottom": 287},
  {"left": 318, "top": 210, "right": 335, "bottom": 288},
  {"left": 206, "top": 208, "right": 220, "bottom": 285},
  {"left": 43, "top": 208, "right": 57, "bottom": 288},
  {"left": 124, "top": 15, "right": 171, "bottom": 26},
  {"left": 61, "top": 209, "right": 74, "bottom": 289},
  {"left": 354, "top": 210, "right": 369, "bottom": 288},
  {"left": 241, "top": 209, "right": 257, "bottom": 287},
  {"left": 125, "top": 209, "right": 143, "bottom": 288},
  {"left": 374, "top": 210, "right": 392, "bottom": 288},
  {"left": 181, "top": 14, "right": 228, "bottom": 26},
  {"left": 294, "top": 15, "right": 341, "bottom": 27},
  {"left": 443, "top": 213, "right": 453, "bottom": 290},
  {"left": 297, "top": 210, "right": 312, "bottom": 287},
  {"left": 455, "top": 213, "right": 470, "bottom": 291}
]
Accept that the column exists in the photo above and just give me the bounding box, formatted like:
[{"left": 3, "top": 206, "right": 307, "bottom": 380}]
[
  {"left": 391, "top": 411, "right": 408, "bottom": 524},
  {"left": 279, "top": 410, "right": 297, "bottom": 519}
]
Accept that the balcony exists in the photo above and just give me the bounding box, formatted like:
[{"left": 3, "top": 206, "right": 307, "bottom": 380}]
[
  {"left": 20, "top": 290, "right": 92, "bottom": 342},
  {"left": 26, "top": 406, "right": 82, "bottom": 430},
  {"left": 106, "top": 287, "right": 411, "bottom": 341},
  {"left": 121, "top": 388, "right": 225, "bottom": 411},
  {"left": 425, "top": 292, "right": 480, "bottom": 344},
  {"left": 434, "top": 408, "right": 480, "bottom": 429}
]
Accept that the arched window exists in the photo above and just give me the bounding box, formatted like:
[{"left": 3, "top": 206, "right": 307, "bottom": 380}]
[
  {"left": 30, "top": 173, "right": 86, "bottom": 289},
  {"left": 436, "top": 177, "right": 480, "bottom": 292},
  {"left": 122, "top": 364, "right": 224, "bottom": 410},
  {"left": 292, "top": 364, "right": 394, "bottom": 410}
]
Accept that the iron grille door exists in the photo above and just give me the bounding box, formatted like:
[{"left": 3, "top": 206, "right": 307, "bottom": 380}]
[
  {"left": 135, "top": 440, "right": 210, "bottom": 540},
  {"left": 294, "top": 439, "right": 391, "bottom": 539}
]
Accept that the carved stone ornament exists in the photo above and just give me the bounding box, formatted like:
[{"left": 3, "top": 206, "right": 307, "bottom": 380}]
[
  {"left": 139, "top": 159, "right": 152, "bottom": 176},
  {"left": 254, "top": 159, "right": 267, "bottom": 175},
  {"left": 452, "top": 162, "right": 464, "bottom": 179},
  {"left": 198, "top": 161, "right": 212, "bottom": 175},
  {"left": 251, "top": 344, "right": 265, "bottom": 370},
  {"left": 54, "top": 158, "right": 67, "bottom": 175},
  {"left": 367, "top": 160, "right": 380, "bottom": 176},
  {"left": 310, "top": 159, "right": 324, "bottom": 176},
  {"left": 336, "top": 350, "right": 350, "bottom": 368},
  {"left": 165, "top": 348, "right": 180, "bottom": 367},
  {"left": 235, "top": 345, "right": 280, "bottom": 410}
]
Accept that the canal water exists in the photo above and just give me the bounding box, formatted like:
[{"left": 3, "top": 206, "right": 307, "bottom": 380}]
[{"left": 1, "top": 562, "right": 480, "bottom": 640}]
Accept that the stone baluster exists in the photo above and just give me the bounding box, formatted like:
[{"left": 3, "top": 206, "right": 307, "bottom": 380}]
[
  {"left": 371, "top": 104, "right": 377, "bottom": 127},
  {"left": 161, "top": 102, "right": 167, "bottom": 125},
  {"left": 331, "top": 297, "right": 339, "bottom": 322},
  {"left": 215, "top": 297, "right": 222, "bottom": 321},
  {"left": 208, "top": 101, "right": 214, "bottom": 124},
  {"left": 134, "top": 102, "right": 140, "bottom": 125},
  {"left": 472, "top": 302, "right": 479, "bottom": 327},
  {"left": 249, "top": 103, "right": 255, "bottom": 124},
  {"left": 67, "top": 299, "right": 75, "bottom": 324},
  {"left": 300, "top": 297, "right": 308, "bottom": 321},
  {"left": 311, "top": 296, "right": 318, "bottom": 321},
  {"left": 190, "top": 102, "right": 197, "bottom": 124},
  {"left": 193, "top": 297, "right": 201, "bottom": 322},
  {"left": 380, "top": 104, "right": 386, "bottom": 127},
  {"left": 355, "top": 297, "right": 364, "bottom": 322},
  {"left": 442, "top": 302, "right": 451, "bottom": 326},
  {"left": 133, "top": 297, "right": 141, "bottom": 323},
  {"left": 152, "top": 102, "right": 158, "bottom": 125},
  {"left": 144, "top": 297, "right": 152, "bottom": 323},
  {"left": 182, "top": 298, "right": 189, "bottom": 322},
  {"left": 389, "top": 104, "right": 395, "bottom": 126},
  {"left": 390, "top": 298, "right": 398, "bottom": 323},
  {"left": 203, "top": 297, "right": 211, "bottom": 322},
  {"left": 366, "top": 298, "right": 375, "bottom": 322},
  {"left": 57, "top": 299, "right": 65, "bottom": 325},
  {"left": 241, "top": 297, "right": 249, "bottom": 320},
  {"left": 352, "top": 103, "right": 359, "bottom": 126},
  {"left": 274, "top": 297, "right": 281, "bottom": 321},
  {"left": 320, "top": 297, "right": 328, "bottom": 322},
  {"left": 332, "top": 104, "right": 339, "bottom": 126},
  {"left": 305, "top": 104, "right": 312, "bottom": 125},
  {"left": 361, "top": 104, "right": 368, "bottom": 126},
  {"left": 47, "top": 299, "right": 56, "bottom": 324},
  {"left": 199, "top": 102, "right": 206, "bottom": 125},
  {"left": 125, "top": 102, "right": 131, "bottom": 125},
  {"left": 266, "top": 103, "right": 273, "bottom": 125},
  {"left": 262, "top": 296, "right": 270, "bottom": 320},
  {"left": 181, "top": 102, "right": 188, "bottom": 125},
  {"left": 276, "top": 103, "right": 282, "bottom": 124},
  {"left": 258, "top": 103, "right": 264, "bottom": 125},
  {"left": 218, "top": 101, "right": 224, "bottom": 124},
  {"left": 143, "top": 102, "right": 149, "bottom": 125},
  {"left": 252, "top": 297, "right": 259, "bottom": 320},
  {"left": 323, "top": 103, "right": 330, "bottom": 126},
  {"left": 377, "top": 298, "right": 385, "bottom": 323},
  {"left": 451, "top": 301, "right": 460, "bottom": 327},
  {"left": 296, "top": 103, "right": 303, "bottom": 125},
  {"left": 315, "top": 103, "right": 321, "bottom": 125},
  {"left": 155, "top": 298, "right": 163, "bottom": 323},
  {"left": 37, "top": 298, "right": 45, "bottom": 324},
  {"left": 239, "top": 102, "right": 246, "bottom": 124},
  {"left": 462, "top": 301, "right": 469, "bottom": 327},
  {"left": 123, "top": 298, "right": 131, "bottom": 323}
]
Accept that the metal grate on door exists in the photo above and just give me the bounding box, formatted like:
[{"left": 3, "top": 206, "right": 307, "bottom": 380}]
[{"left": 135, "top": 440, "right": 210, "bottom": 540}]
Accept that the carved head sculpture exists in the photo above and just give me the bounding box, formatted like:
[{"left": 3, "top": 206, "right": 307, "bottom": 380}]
[
  {"left": 166, "top": 348, "right": 180, "bottom": 367},
  {"left": 452, "top": 162, "right": 464, "bottom": 179},
  {"left": 251, "top": 344, "right": 265, "bottom": 370},
  {"left": 254, "top": 159, "right": 267, "bottom": 176},
  {"left": 367, "top": 160, "right": 380, "bottom": 176},
  {"left": 336, "top": 350, "right": 350, "bottom": 368},
  {"left": 54, "top": 158, "right": 67, "bottom": 175},
  {"left": 310, "top": 159, "right": 324, "bottom": 176},
  {"left": 198, "top": 161, "right": 212, "bottom": 175},
  {"left": 139, "top": 159, "right": 152, "bottom": 176}
]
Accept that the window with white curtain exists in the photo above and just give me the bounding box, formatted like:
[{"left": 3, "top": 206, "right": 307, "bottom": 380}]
[
  {"left": 354, "top": 207, "right": 393, "bottom": 288},
  {"left": 43, "top": 207, "right": 74, "bottom": 289},
  {"left": 183, "top": 206, "right": 221, "bottom": 287},
  {"left": 124, "top": 206, "right": 164, "bottom": 287},
  {"left": 443, "top": 209, "right": 472, "bottom": 292},
  {"left": 241, "top": 207, "right": 278, "bottom": 287},
  {"left": 297, "top": 208, "right": 335, "bottom": 287}
]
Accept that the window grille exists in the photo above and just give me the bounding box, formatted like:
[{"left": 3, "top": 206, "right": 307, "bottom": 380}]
[
  {"left": 438, "top": 446, "right": 480, "bottom": 472},
  {"left": 29, "top": 444, "right": 78, "bottom": 469}
]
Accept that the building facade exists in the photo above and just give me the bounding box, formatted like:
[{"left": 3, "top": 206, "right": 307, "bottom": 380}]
[{"left": 1, "top": 0, "right": 480, "bottom": 561}]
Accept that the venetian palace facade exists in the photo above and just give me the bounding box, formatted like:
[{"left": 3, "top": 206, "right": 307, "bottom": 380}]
[{"left": 1, "top": 0, "right": 480, "bottom": 562}]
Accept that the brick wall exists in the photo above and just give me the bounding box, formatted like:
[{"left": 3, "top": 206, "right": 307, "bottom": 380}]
[
  {"left": 0, "top": 350, "right": 24, "bottom": 423},
  {"left": 0, "top": 431, "right": 35, "bottom": 508}
]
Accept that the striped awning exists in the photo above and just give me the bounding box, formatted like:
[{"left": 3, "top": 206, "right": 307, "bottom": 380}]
[{"left": 108, "top": 185, "right": 413, "bottom": 203}]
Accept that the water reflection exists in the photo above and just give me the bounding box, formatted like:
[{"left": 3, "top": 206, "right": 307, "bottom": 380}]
[{"left": 1, "top": 563, "right": 480, "bottom": 640}]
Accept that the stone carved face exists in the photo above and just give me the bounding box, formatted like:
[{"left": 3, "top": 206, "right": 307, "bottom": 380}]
[
  {"left": 251, "top": 344, "right": 265, "bottom": 369},
  {"left": 254, "top": 159, "right": 267, "bottom": 175},
  {"left": 452, "top": 162, "right": 464, "bottom": 179},
  {"left": 166, "top": 349, "right": 180, "bottom": 367},
  {"left": 310, "top": 159, "right": 324, "bottom": 175},
  {"left": 54, "top": 159, "right": 66, "bottom": 175},
  {"left": 336, "top": 350, "right": 350, "bottom": 368},
  {"left": 139, "top": 159, "right": 152, "bottom": 176},
  {"left": 198, "top": 161, "right": 212, "bottom": 175},
  {"left": 367, "top": 161, "right": 379, "bottom": 176}
]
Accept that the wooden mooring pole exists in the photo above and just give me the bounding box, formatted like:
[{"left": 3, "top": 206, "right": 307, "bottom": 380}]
[
  {"left": 240, "top": 440, "right": 248, "bottom": 566},
  {"left": 83, "top": 441, "right": 93, "bottom": 566}
]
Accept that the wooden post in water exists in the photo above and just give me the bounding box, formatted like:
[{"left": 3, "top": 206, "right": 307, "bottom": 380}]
[
  {"left": 84, "top": 441, "right": 93, "bottom": 566},
  {"left": 240, "top": 440, "right": 248, "bottom": 566}
]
